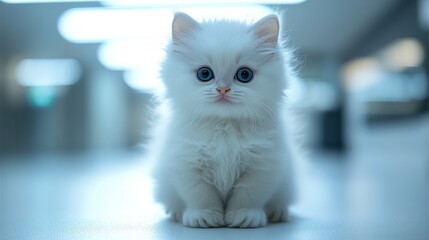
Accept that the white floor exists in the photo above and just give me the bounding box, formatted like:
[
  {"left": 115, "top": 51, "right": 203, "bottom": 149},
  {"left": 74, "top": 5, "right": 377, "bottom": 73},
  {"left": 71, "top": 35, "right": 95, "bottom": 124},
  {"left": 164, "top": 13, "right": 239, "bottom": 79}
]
[{"left": 1, "top": 114, "right": 428, "bottom": 240}]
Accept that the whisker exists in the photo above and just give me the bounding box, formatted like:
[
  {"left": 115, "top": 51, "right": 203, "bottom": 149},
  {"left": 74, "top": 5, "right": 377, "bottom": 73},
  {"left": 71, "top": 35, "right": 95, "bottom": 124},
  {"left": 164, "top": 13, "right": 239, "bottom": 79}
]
[
  {"left": 239, "top": 102, "right": 258, "bottom": 134},
  {"left": 250, "top": 96, "right": 277, "bottom": 121},
  {"left": 180, "top": 93, "right": 206, "bottom": 129}
]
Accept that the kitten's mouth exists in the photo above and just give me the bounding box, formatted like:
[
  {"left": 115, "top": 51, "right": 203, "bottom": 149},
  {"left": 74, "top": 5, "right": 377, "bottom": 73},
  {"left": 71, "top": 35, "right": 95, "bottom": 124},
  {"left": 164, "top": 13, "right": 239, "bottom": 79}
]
[{"left": 215, "top": 96, "right": 232, "bottom": 103}]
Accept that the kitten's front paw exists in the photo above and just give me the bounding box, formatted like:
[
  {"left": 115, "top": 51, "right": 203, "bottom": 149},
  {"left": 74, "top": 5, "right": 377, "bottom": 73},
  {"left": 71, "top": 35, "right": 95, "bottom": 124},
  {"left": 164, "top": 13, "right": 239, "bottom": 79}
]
[
  {"left": 182, "top": 209, "right": 225, "bottom": 228},
  {"left": 225, "top": 209, "right": 267, "bottom": 228}
]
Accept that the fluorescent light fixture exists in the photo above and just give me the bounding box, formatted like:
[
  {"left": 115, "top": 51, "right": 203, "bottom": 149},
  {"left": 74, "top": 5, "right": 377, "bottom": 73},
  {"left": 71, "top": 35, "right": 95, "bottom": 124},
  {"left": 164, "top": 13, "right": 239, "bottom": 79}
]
[
  {"left": 58, "top": 8, "right": 173, "bottom": 43},
  {"left": 98, "top": 39, "right": 167, "bottom": 70},
  {"left": 123, "top": 69, "right": 165, "bottom": 93},
  {"left": 16, "top": 58, "right": 81, "bottom": 86},
  {"left": 379, "top": 38, "right": 425, "bottom": 72},
  {"left": 1, "top": 0, "right": 92, "bottom": 3},
  {"left": 3, "top": 0, "right": 305, "bottom": 4},
  {"left": 341, "top": 57, "right": 382, "bottom": 91},
  {"left": 59, "top": 6, "right": 272, "bottom": 43},
  {"left": 102, "top": 0, "right": 306, "bottom": 7}
]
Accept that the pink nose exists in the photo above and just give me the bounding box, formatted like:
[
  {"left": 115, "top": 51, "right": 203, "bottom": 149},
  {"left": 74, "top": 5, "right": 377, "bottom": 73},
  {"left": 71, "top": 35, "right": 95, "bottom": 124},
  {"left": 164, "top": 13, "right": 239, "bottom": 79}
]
[{"left": 216, "top": 87, "right": 231, "bottom": 95}]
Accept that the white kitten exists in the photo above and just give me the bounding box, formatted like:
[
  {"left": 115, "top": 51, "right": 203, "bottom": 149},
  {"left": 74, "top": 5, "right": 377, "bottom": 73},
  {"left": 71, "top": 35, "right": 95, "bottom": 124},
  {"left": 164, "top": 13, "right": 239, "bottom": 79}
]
[{"left": 153, "top": 12, "right": 296, "bottom": 228}]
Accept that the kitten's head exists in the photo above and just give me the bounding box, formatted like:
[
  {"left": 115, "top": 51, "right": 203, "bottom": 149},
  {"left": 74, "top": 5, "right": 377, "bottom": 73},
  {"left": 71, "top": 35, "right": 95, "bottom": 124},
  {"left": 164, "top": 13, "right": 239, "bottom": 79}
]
[{"left": 161, "top": 12, "right": 287, "bottom": 120}]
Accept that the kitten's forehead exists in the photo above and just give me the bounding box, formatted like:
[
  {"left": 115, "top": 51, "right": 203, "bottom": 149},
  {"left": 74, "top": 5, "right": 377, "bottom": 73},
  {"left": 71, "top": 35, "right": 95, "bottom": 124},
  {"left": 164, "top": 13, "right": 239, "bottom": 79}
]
[{"left": 191, "top": 20, "right": 259, "bottom": 68}]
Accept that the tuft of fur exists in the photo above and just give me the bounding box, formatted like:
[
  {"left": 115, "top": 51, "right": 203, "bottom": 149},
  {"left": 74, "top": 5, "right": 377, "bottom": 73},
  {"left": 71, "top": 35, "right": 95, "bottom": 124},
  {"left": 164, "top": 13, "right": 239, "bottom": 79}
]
[{"left": 152, "top": 12, "right": 297, "bottom": 228}]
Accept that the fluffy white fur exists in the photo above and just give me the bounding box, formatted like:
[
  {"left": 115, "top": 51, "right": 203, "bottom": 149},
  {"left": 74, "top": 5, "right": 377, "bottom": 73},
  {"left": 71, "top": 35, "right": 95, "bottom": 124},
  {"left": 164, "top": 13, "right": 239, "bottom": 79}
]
[{"left": 153, "top": 12, "right": 295, "bottom": 228}]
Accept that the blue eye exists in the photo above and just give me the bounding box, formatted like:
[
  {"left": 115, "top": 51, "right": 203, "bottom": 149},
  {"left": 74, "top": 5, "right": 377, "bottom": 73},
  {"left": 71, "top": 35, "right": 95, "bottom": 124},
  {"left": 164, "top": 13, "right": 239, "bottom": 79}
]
[
  {"left": 235, "top": 67, "right": 253, "bottom": 83},
  {"left": 196, "top": 67, "right": 214, "bottom": 82}
]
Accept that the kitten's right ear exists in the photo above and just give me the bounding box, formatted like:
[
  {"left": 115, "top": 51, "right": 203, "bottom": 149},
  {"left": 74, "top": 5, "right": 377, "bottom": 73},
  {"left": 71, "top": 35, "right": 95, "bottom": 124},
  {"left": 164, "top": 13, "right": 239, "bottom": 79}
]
[{"left": 172, "top": 12, "right": 199, "bottom": 44}]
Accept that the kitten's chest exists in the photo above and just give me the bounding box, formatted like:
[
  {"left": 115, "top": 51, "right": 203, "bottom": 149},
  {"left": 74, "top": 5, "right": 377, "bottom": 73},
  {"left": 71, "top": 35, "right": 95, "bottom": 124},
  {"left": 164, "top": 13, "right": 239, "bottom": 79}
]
[
  {"left": 195, "top": 121, "right": 247, "bottom": 162},
  {"left": 184, "top": 121, "right": 267, "bottom": 197},
  {"left": 193, "top": 121, "right": 251, "bottom": 160}
]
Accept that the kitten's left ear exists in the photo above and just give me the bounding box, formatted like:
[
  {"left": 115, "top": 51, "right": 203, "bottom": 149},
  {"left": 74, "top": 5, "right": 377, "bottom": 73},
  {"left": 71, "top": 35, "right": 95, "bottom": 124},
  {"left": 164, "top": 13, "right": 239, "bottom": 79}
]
[{"left": 250, "top": 14, "right": 280, "bottom": 47}]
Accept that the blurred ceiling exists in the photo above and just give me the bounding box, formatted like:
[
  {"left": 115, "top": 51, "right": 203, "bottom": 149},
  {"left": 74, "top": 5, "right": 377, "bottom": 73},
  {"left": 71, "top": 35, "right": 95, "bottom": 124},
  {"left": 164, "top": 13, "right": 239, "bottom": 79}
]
[
  {"left": 0, "top": 0, "right": 405, "bottom": 61},
  {"left": 284, "top": 0, "right": 404, "bottom": 55}
]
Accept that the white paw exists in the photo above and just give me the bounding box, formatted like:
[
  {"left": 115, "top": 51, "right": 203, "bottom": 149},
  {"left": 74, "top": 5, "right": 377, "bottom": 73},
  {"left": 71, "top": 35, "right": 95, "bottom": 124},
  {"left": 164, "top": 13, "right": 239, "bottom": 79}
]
[
  {"left": 182, "top": 209, "right": 225, "bottom": 228},
  {"left": 267, "top": 208, "right": 288, "bottom": 223},
  {"left": 225, "top": 209, "right": 267, "bottom": 228}
]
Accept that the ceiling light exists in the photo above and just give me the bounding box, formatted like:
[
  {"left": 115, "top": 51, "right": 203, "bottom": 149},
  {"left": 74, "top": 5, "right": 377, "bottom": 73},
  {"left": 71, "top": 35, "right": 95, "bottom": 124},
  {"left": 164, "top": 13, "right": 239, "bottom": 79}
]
[
  {"left": 98, "top": 39, "right": 167, "bottom": 70},
  {"left": 123, "top": 69, "right": 165, "bottom": 93},
  {"left": 1, "top": 0, "right": 91, "bottom": 3},
  {"left": 3, "top": 0, "right": 305, "bottom": 3},
  {"left": 341, "top": 57, "right": 382, "bottom": 91},
  {"left": 58, "top": 6, "right": 272, "bottom": 43},
  {"left": 379, "top": 38, "right": 425, "bottom": 72},
  {"left": 58, "top": 8, "right": 172, "bottom": 43},
  {"left": 102, "top": 0, "right": 306, "bottom": 7},
  {"left": 16, "top": 58, "right": 81, "bottom": 86}
]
